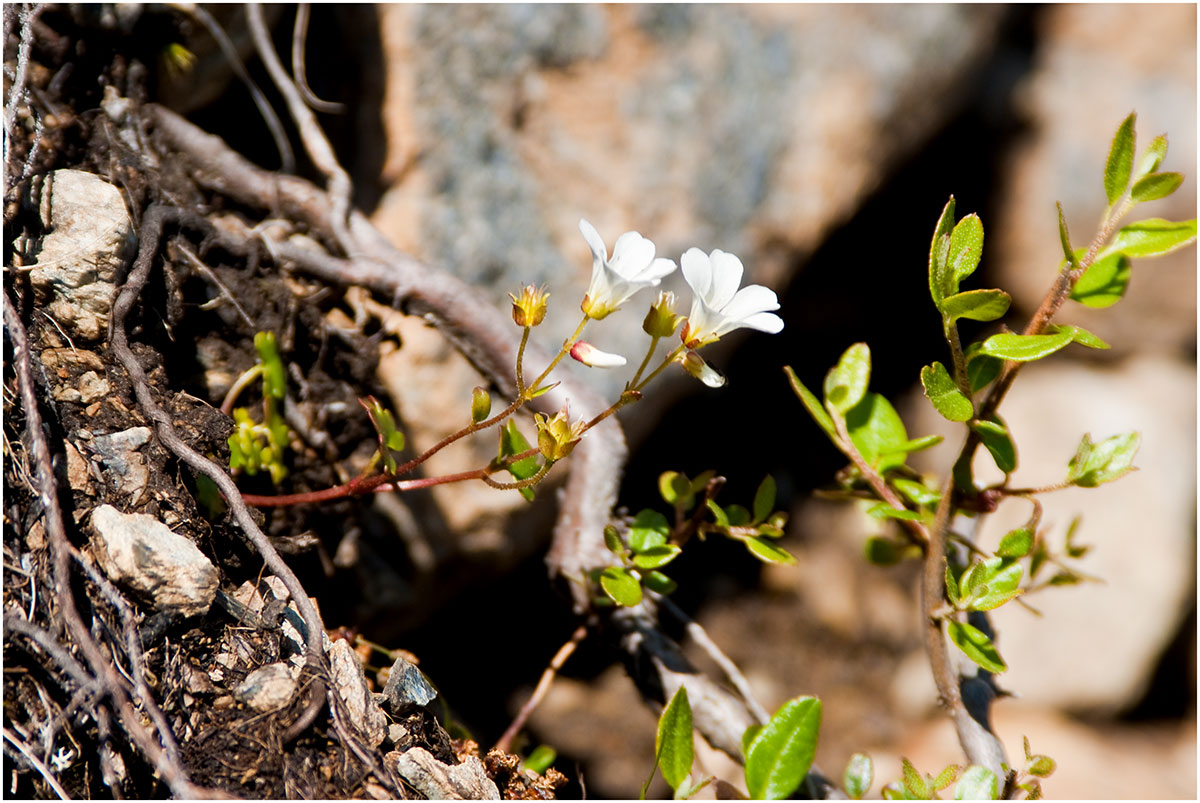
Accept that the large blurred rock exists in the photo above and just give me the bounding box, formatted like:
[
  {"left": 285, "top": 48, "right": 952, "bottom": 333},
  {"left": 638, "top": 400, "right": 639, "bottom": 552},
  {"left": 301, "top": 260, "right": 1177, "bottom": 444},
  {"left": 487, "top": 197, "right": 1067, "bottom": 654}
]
[
  {"left": 372, "top": 4, "right": 1007, "bottom": 401},
  {"left": 903, "top": 356, "right": 1195, "bottom": 713},
  {"left": 991, "top": 4, "right": 1196, "bottom": 357}
]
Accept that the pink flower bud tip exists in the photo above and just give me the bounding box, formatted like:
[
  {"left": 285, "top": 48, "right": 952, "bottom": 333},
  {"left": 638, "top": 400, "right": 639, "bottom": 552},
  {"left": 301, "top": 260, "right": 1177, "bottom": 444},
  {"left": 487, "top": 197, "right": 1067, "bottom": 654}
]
[{"left": 570, "top": 341, "right": 628, "bottom": 369}]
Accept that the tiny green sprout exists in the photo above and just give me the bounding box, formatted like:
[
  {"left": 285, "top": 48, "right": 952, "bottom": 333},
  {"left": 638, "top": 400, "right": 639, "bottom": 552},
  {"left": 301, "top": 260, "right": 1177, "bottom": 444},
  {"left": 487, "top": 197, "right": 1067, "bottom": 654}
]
[
  {"left": 522, "top": 745, "right": 557, "bottom": 776},
  {"left": 360, "top": 396, "right": 406, "bottom": 475}
]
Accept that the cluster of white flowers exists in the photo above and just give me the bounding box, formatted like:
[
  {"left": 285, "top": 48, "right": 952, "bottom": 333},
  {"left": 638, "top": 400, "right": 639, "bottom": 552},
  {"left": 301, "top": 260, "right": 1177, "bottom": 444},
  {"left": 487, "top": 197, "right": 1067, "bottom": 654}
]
[{"left": 572, "top": 218, "right": 785, "bottom": 386}]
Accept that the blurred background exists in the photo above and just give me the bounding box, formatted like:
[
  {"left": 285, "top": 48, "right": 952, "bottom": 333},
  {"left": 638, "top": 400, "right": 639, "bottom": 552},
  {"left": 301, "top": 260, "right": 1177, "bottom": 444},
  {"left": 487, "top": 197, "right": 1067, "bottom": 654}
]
[{"left": 179, "top": 5, "right": 1195, "bottom": 798}]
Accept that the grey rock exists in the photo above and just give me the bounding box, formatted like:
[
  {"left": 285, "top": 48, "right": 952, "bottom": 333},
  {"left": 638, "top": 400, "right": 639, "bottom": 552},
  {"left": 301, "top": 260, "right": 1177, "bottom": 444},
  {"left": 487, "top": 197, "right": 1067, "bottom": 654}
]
[
  {"left": 391, "top": 747, "right": 500, "bottom": 800},
  {"left": 28, "top": 170, "right": 136, "bottom": 341},
  {"left": 89, "top": 504, "right": 218, "bottom": 616},
  {"left": 234, "top": 662, "right": 298, "bottom": 713},
  {"left": 383, "top": 655, "right": 438, "bottom": 714},
  {"left": 328, "top": 639, "right": 389, "bottom": 747},
  {"left": 88, "top": 427, "right": 152, "bottom": 505}
]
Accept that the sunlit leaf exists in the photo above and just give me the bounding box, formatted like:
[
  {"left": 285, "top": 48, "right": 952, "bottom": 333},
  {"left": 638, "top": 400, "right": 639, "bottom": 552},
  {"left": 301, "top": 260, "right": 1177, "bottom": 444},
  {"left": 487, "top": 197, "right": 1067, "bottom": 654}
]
[
  {"left": 970, "top": 418, "right": 1016, "bottom": 474},
  {"left": 656, "top": 686, "right": 694, "bottom": 791},
  {"left": 630, "top": 509, "right": 670, "bottom": 552},
  {"left": 1070, "top": 251, "right": 1131, "bottom": 308},
  {"left": 843, "top": 753, "right": 873, "bottom": 800},
  {"left": 939, "top": 289, "right": 1010, "bottom": 324},
  {"left": 744, "top": 536, "right": 797, "bottom": 565},
  {"left": 1104, "top": 217, "right": 1197, "bottom": 258},
  {"left": 954, "top": 766, "right": 998, "bottom": 800},
  {"left": 522, "top": 745, "right": 556, "bottom": 776},
  {"left": 928, "top": 197, "right": 957, "bottom": 305},
  {"left": 824, "top": 342, "right": 872, "bottom": 415},
  {"left": 642, "top": 571, "right": 677, "bottom": 596},
  {"left": 600, "top": 566, "right": 642, "bottom": 607},
  {"left": 744, "top": 697, "right": 822, "bottom": 800},
  {"left": 946, "top": 620, "right": 1007, "bottom": 673},
  {"left": 1130, "top": 171, "right": 1183, "bottom": 203},
  {"left": 1103, "top": 111, "right": 1136, "bottom": 205},
  {"left": 947, "top": 214, "right": 984, "bottom": 285},
  {"left": 921, "top": 362, "right": 973, "bottom": 422},
  {"left": 753, "top": 475, "right": 777, "bottom": 523},
  {"left": 1132, "top": 133, "right": 1168, "bottom": 183},
  {"left": 996, "top": 528, "right": 1034, "bottom": 558},
  {"left": 1066, "top": 431, "right": 1140, "bottom": 487},
  {"left": 632, "top": 544, "right": 682, "bottom": 570},
  {"left": 845, "top": 392, "right": 909, "bottom": 472}
]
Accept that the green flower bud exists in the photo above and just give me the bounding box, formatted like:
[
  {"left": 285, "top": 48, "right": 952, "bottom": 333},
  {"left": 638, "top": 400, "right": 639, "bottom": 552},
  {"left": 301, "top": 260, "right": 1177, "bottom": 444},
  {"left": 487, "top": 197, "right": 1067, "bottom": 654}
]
[
  {"left": 509, "top": 284, "right": 549, "bottom": 327},
  {"left": 642, "top": 291, "right": 683, "bottom": 338},
  {"left": 471, "top": 387, "right": 492, "bottom": 423}
]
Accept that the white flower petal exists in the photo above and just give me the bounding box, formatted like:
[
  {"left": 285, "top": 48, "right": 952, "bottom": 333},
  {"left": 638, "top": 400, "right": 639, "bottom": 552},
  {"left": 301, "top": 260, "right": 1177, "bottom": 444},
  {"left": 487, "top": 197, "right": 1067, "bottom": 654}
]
[
  {"left": 720, "top": 284, "right": 780, "bottom": 323},
  {"left": 737, "top": 310, "right": 785, "bottom": 334},
  {"left": 570, "top": 341, "right": 628, "bottom": 368},
  {"left": 578, "top": 219, "right": 608, "bottom": 262},
  {"left": 681, "top": 248, "right": 714, "bottom": 299},
  {"left": 610, "top": 231, "right": 656, "bottom": 279},
  {"left": 706, "top": 249, "right": 744, "bottom": 309}
]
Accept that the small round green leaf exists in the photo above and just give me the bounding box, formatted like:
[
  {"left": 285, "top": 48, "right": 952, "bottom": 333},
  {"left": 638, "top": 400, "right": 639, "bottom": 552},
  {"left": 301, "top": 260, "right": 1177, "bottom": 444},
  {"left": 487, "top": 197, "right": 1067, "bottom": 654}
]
[
  {"left": 753, "top": 475, "right": 777, "bottom": 524},
  {"left": 603, "top": 525, "right": 627, "bottom": 556},
  {"left": 1070, "top": 251, "right": 1131, "bottom": 308},
  {"left": 824, "top": 343, "right": 872, "bottom": 414},
  {"left": 996, "top": 528, "right": 1034, "bottom": 558},
  {"left": 946, "top": 620, "right": 1007, "bottom": 674},
  {"left": 632, "top": 544, "right": 682, "bottom": 570},
  {"left": 954, "top": 766, "right": 998, "bottom": 800},
  {"left": 1130, "top": 171, "right": 1184, "bottom": 203},
  {"left": 744, "top": 536, "right": 797, "bottom": 565},
  {"left": 921, "top": 362, "right": 973, "bottom": 422},
  {"left": 928, "top": 197, "right": 957, "bottom": 305},
  {"left": 979, "top": 330, "right": 1074, "bottom": 362},
  {"left": 629, "top": 509, "right": 670, "bottom": 552},
  {"left": 1026, "top": 755, "right": 1056, "bottom": 779},
  {"left": 599, "top": 567, "right": 643, "bottom": 607},
  {"left": 939, "top": 289, "right": 1011, "bottom": 324},
  {"left": 744, "top": 697, "right": 822, "bottom": 800},
  {"left": 969, "top": 418, "right": 1016, "bottom": 474},
  {"left": 843, "top": 753, "right": 873, "bottom": 800},
  {"left": 1105, "top": 217, "right": 1197, "bottom": 258},
  {"left": 1066, "top": 431, "right": 1140, "bottom": 487},
  {"left": 948, "top": 214, "right": 984, "bottom": 285},
  {"left": 642, "top": 570, "right": 677, "bottom": 595},
  {"left": 845, "top": 392, "right": 909, "bottom": 472}
]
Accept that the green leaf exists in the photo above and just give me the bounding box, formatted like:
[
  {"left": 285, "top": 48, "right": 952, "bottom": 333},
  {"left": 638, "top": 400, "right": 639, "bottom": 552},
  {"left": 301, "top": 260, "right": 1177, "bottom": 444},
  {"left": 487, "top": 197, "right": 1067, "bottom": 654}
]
[
  {"left": 969, "top": 418, "right": 1016, "bottom": 474},
  {"left": 630, "top": 509, "right": 670, "bottom": 552},
  {"left": 946, "top": 619, "right": 1007, "bottom": 674},
  {"left": 603, "top": 525, "right": 627, "bottom": 556},
  {"left": 498, "top": 419, "right": 539, "bottom": 501},
  {"left": 1130, "top": 171, "right": 1183, "bottom": 203},
  {"left": 1132, "top": 133, "right": 1168, "bottom": 183},
  {"left": 1103, "top": 111, "right": 1136, "bottom": 205},
  {"left": 254, "top": 331, "right": 287, "bottom": 400},
  {"left": 939, "top": 289, "right": 1010, "bottom": 324},
  {"left": 964, "top": 344, "right": 1003, "bottom": 393},
  {"left": 744, "top": 696, "right": 822, "bottom": 800},
  {"left": 824, "top": 343, "right": 872, "bottom": 415},
  {"left": 1026, "top": 755, "right": 1056, "bottom": 779},
  {"left": 1104, "top": 218, "right": 1197, "bottom": 258},
  {"left": 785, "top": 367, "right": 838, "bottom": 444},
  {"left": 864, "top": 536, "right": 902, "bottom": 566},
  {"left": 947, "top": 214, "right": 984, "bottom": 285},
  {"left": 522, "top": 745, "right": 556, "bottom": 775},
  {"left": 706, "top": 499, "right": 730, "bottom": 529},
  {"left": 893, "top": 478, "right": 939, "bottom": 508},
  {"left": 944, "top": 565, "right": 961, "bottom": 607},
  {"left": 753, "top": 475, "right": 776, "bottom": 523},
  {"left": 954, "top": 766, "right": 999, "bottom": 800},
  {"left": 967, "top": 558, "right": 1023, "bottom": 612},
  {"left": 633, "top": 544, "right": 682, "bottom": 570},
  {"left": 1057, "top": 324, "right": 1110, "bottom": 350},
  {"left": 600, "top": 566, "right": 643, "bottom": 607},
  {"left": 656, "top": 687, "right": 695, "bottom": 792},
  {"left": 843, "top": 753, "right": 873, "bottom": 800},
  {"left": 1070, "top": 251, "right": 1131, "bottom": 308},
  {"left": 928, "top": 197, "right": 957, "bottom": 305},
  {"left": 979, "top": 330, "right": 1073, "bottom": 362},
  {"left": 933, "top": 765, "right": 961, "bottom": 791},
  {"left": 901, "top": 758, "right": 930, "bottom": 799},
  {"left": 726, "top": 504, "right": 752, "bottom": 527},
  {"left": 996, "top": 528, "right": 1034, "bottom": 558},
  {"left": 844, "top": 392, "right": 909, "bottom": 472},
  {"left": 744, "top": 536, "right": 797, "bottom": 566},
  {"left": 642, "top": 571, "right": 677, "bottom": 596},
  {"left": 921, "top": 362, "right": 973, "bottom": 422},
  {"left": 867, "top": 503, "right": 921, "bottom": 522},
  {"left": 1057, "top": 203, "right": 1077, "bottom": 269},
  {"left": 659, "top": 471, "right": 691, "bottom": 508},
  {"left": 1066, "top": 431, "right": 1140, "bottom": 487},
  {"left": 742, "top": 725, "right": 763, "bottom": 757}
]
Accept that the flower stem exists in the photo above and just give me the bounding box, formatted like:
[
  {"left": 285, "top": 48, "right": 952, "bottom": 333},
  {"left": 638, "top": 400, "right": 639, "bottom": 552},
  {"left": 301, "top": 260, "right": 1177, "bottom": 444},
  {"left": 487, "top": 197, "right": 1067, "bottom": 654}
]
[
  {"left": 515, "top": 325, "right": 531, "bottom": 395},
  {"left": 529, "top": 316, "right": 589, "bottom": 393},
  {"left": 627, "top": 335, "right": 661, "bottom": 389},
  {"left": 632, "top": 344, "right": 686, "bottom": 392}
]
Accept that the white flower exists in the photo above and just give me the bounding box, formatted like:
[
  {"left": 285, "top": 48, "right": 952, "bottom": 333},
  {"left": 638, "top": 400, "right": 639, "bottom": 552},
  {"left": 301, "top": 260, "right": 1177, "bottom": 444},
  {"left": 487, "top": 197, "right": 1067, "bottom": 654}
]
[
  {"left": 570, "top": 341, "right": 628, "bottom": 368},
  {"left": 579, "top": 219, "right": 677, "bottom": 319},
  {"left": 680, "top": 247, "right": 784, "bottom": 348}
]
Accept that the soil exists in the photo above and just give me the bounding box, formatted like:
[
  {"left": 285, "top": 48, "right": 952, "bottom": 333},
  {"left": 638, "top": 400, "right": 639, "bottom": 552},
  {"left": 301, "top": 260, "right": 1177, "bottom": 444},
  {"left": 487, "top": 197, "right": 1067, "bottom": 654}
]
[{"left": 2, "top": 7, "right": 566, "bottom": 799}]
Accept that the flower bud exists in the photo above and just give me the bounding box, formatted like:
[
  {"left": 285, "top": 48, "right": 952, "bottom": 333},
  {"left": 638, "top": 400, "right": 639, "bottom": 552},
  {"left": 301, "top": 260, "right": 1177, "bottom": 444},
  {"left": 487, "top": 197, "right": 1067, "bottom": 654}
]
[
  {"left": 534, "top": 404, "right": 586, "bottom": 462},
  {"left": 680, "top": 350, "right": 726, "bottom": 388},
  {"left": 642, "top": 291, "right": 683, "bottom": 338},
  {"left": 471, "top": 387, "right": 492, "bottom": 423},
  {"left": 509, "top": 284, "right": 549, "bottom": 327},
  {"left": 570, "top": 341, "right": 628, "bottom": 369}
]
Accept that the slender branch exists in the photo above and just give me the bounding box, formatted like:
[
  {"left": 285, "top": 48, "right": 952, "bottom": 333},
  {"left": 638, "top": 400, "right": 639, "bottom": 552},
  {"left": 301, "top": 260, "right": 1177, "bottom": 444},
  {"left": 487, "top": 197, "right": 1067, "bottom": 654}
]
[
  {"left": 247, "top": 3, "right": 354, "bottom": 254},
  {"left": 494, "top": 624, "right": 589, "bottom": 754},
  {"left": 3, "top": 727, "right": 70, "bottom": 800},
  {"left": 291, "top": 4, "right": 345, "bottom": 113}
]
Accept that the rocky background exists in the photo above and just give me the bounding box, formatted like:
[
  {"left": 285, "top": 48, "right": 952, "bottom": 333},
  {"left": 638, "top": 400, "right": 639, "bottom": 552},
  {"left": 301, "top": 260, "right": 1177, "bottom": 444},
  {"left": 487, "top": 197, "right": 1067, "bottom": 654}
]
[{"left": 6, "top": 4, "right": 1195, "bottom": 799}]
